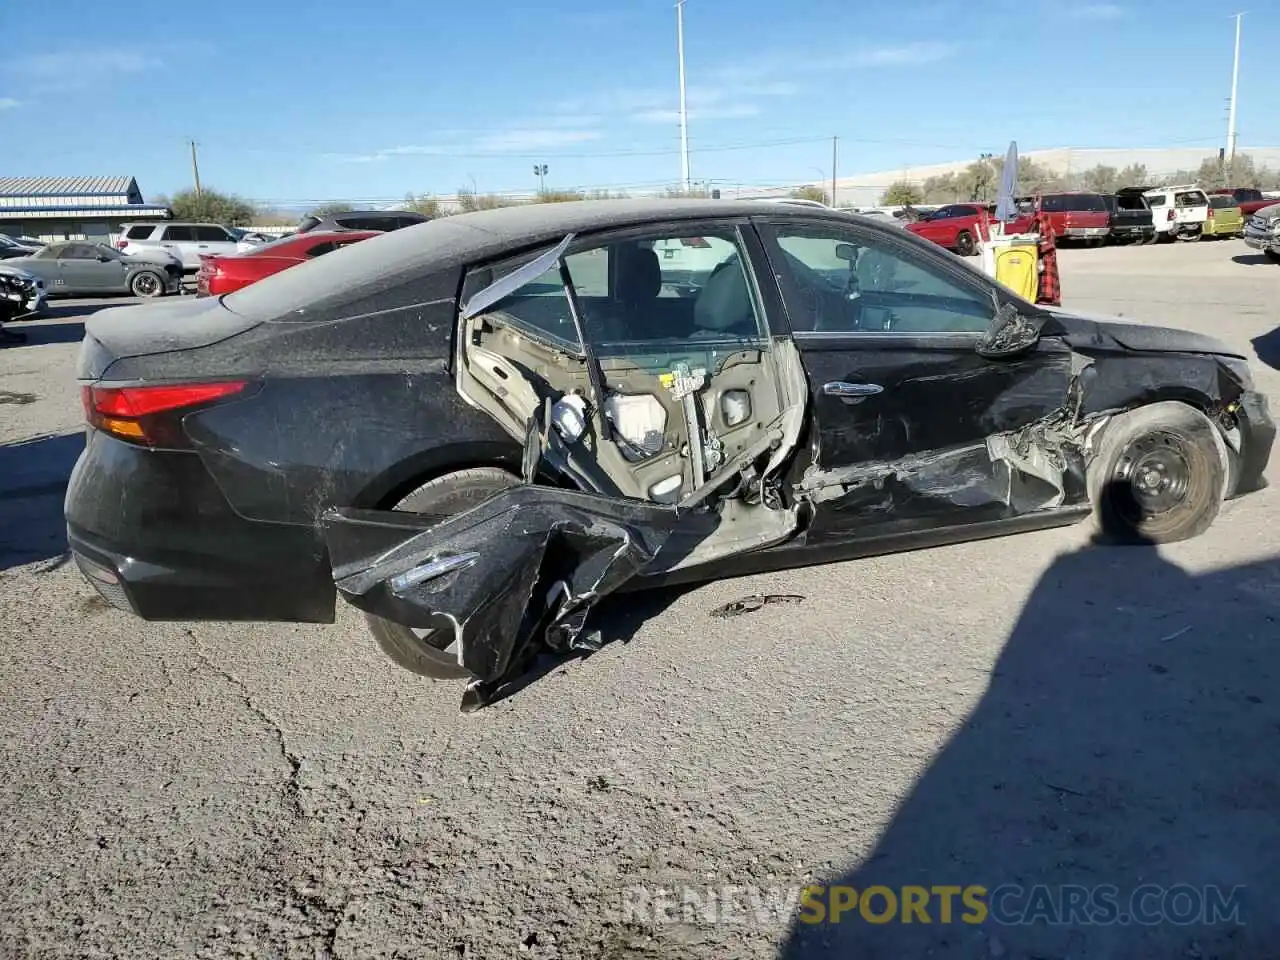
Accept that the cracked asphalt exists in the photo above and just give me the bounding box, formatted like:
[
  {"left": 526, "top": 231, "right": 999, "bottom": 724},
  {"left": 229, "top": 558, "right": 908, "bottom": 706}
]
[{"left": 2, "top": 242, "right": 1279, "bottom": 959}]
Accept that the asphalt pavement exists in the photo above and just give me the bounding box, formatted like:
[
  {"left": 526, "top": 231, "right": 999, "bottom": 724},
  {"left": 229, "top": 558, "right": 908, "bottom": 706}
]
[{"left": 1, "top": 242, "right": 1279, "bottom": 959}]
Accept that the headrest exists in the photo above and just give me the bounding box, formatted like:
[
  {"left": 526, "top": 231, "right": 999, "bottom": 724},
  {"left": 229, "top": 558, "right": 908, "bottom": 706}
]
[{"left": 615, "top": 245, "right": 661, "bottom": 303}]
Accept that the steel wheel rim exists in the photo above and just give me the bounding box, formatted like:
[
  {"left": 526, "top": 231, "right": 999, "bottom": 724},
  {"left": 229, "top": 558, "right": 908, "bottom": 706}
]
[
  {"left": 1113, "top": 433, "right": 1193, "bottom": 520},
  {"left": 134, "top": 273, "right": 159, "bottom": 296}
]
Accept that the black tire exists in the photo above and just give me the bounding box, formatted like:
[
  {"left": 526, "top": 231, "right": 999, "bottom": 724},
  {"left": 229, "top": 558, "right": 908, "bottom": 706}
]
[
  {"left": 954, "top": 230, "right": 976, "bottom": 257},
  {"left": 1087, "top": 402, "right": 1228, "bottom": 544},
  {"left": 364, "top": 467, "right": 519, "bottom": 680},
  {"left": 130, "top": 270, "right": 165, "bottom": 298}
]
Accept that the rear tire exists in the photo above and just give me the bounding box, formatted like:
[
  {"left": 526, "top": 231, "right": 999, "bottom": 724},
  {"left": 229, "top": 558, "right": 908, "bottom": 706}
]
[
  {"left": 130, "top": 271, "right": 165, "bottom": 298},
  {"left": 955, "top": 230, "right": 976, "bottom": 257},
  {"left": 1087, "top": 402, "right": 1227, "bottom": 544},
  {"left": 364, "top": 467, "right": 520, "bottom": 680}
]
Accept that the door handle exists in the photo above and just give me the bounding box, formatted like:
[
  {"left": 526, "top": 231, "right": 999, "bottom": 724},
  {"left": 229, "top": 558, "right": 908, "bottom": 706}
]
[{"left": 823, "top": 381, "right": 883, "bottom": 397}]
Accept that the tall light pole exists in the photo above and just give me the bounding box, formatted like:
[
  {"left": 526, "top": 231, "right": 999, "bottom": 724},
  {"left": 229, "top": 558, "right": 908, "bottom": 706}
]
[
  {"left": 676, "top": 0, "right": 691, "bottom": 193},
  {"left": 533, "top": 163, "right": 548, "bottom": 195},
  {"left": 1226, "top": 12, "right": 1244, "bottom": 164}
]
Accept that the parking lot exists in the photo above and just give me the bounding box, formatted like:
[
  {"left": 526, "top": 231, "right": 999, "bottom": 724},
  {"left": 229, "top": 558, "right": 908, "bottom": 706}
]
[{"left": 2, "top": 240, "right": 1279, "bottom": 958}]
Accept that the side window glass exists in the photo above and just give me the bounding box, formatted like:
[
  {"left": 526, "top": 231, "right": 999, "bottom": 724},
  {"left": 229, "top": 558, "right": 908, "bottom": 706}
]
[
  {"left": 768, "top": 226, "right": 993, "bottom": 334},
  {"left": 164, "top": 226, "right": 196, "bottom": 243},
  {"left": 62, "top": 244, "right": 94, "bottom": 260},
  {"left": 464, "top": 228, "right": 763, "bottom": 353},
  {"left": 306, "top": 241, "right": 336, "bottom": 258},
  {"left": 194, "top": 225, "right": 231, "bottom": 242}
]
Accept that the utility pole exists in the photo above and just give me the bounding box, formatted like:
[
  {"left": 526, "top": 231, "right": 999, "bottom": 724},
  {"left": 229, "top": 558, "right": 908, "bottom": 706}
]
[
  {"left": 831, "top": 136, "right": 838, "bottom": 207},
  {"left": 189, "top": 139, "right": 202, "bottom": 197},
  {"left": 676, "top": 0, "right": 691, "bottom": 193},
  {"left": 1227, "top": 12, "right": 1243, "bottom": 164}
]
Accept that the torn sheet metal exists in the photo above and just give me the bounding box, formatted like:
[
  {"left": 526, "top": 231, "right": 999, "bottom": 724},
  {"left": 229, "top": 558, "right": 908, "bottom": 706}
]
[{"left": 322, "top": 486, "right": 682, "bottom": 684}]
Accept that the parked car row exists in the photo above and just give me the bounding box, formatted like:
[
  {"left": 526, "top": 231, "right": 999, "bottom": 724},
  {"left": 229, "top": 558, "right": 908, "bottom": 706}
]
[{"left": 903, "top": 186, "right": 1259, "bottom": 256}]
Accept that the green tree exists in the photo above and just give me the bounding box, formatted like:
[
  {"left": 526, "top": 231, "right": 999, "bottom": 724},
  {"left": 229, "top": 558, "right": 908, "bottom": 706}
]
[
  {"left": 456, "top": 188, "right": 514, "bottom": 213},
  {"left": 168, "top": 188, "right": 257, "bottom": 226},
  {"left": 402, "top": 193, "right": 444, "bottom": 217},
  {"left": 534, "top": 189, "right": 587, "bottom": 204},
  {"left": 1077, "top": 164, "right": 1119, "bottom": 194},
  {"left": 308, "top": 201, "right": 354, "bottom": 217},
  {"left": 880, "top": 181, "right": 923, "bottom": 206},
  {"left": 789, "top": 184, "right": 829, "bottom": 204},
  {"left": 1117, "top": 163, "right": 1151, "bottom": 188}
]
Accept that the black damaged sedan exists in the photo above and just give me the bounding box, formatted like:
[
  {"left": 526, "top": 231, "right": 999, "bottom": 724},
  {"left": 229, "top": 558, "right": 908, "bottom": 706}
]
[{"left": 65, "top": 200, "right": 1275, "bottom": 708}]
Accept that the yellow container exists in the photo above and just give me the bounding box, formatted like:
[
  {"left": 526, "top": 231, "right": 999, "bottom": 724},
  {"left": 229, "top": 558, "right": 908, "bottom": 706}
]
[{"left": 993, "top": 242, "right": 1039, "bottom": 301}]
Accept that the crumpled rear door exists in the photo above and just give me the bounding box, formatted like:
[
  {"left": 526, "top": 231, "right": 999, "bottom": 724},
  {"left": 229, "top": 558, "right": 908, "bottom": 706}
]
[{"left": 322, "top": 486, "right": 683, "bottom": 684}]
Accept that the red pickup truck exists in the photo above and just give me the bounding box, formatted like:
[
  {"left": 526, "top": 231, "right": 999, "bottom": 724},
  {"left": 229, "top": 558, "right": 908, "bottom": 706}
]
[
  {"left": 1020, "top": 193, "right": 1111, "bottom": 245},
  {"left": 1209, "top": 187, "right": 1274, "bottom": 218}
]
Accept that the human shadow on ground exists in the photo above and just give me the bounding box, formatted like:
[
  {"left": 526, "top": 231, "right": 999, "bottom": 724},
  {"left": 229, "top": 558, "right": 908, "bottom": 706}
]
[
  {"left": 779, "top": 520, "right": 1280, "bottom": 957},
  {"left": 1252, "top": 325, "right": 1280, "bottom": 372},
  {"left": 0, "top": 432, "right": 84, "bottom": 572},
  {"left": 3, "top": 321, "right": 87, "bottom": 347}
]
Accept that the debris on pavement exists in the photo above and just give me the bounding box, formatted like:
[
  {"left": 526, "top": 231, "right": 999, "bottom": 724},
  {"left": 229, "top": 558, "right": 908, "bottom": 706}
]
[{"left": 710, "top": 593, "right": 806, "bottom": 619}]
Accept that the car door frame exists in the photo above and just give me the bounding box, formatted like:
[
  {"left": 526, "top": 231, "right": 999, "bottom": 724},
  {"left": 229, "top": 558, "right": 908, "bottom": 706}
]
[
  {"left": 55, "top": 243, "right": 116, "bottom": 294},
  {"left": 750, "top": 213, "right": 1080, "bottom": 542}
]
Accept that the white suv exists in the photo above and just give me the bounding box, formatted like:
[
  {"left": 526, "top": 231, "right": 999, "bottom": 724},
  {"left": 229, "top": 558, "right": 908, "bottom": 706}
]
[
  {"left": 117, "top": 222, "right": 242, "bottom": 272},
  {"left": 1142, "top": 186, "right": 1209, "bottom": 242}
]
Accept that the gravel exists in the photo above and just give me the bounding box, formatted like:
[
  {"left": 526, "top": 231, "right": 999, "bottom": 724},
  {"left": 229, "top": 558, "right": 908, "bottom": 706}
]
[{"left": 2, "top": 244, "right": 1278, "bottom": 959}]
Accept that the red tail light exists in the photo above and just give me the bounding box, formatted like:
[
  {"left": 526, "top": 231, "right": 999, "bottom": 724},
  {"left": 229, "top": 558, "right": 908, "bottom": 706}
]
[
  {"left": 1207, "top": 207, "right": 1215, "bottom": 219},
  {"left": 679, "top": 237, "right": 711, "bottom": 248},
  {"left": 115, "top": 240, "right": 128, "bottom": 250},
  {"left": 1167, "top": 209, "right": 1176, "bottom": 222},
  {"left": 82, "top": 381, "right": 248, "bottom": 447}
]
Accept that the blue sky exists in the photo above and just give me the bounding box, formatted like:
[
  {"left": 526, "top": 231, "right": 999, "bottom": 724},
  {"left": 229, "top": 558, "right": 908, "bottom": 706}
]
[{"left": 2, "top": 0, "right": 1277, "bottom": 206}]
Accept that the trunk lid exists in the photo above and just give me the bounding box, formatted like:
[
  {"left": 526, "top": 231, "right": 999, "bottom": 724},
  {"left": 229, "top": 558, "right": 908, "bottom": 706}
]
[{"left": 77, "top": 297, "right": 261, "bottom": 380}]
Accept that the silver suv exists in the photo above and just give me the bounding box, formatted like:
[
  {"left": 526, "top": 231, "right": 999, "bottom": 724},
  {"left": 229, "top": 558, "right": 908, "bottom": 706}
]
[{"left": 117, "top": 222, "right": 242, "bottom": 272}]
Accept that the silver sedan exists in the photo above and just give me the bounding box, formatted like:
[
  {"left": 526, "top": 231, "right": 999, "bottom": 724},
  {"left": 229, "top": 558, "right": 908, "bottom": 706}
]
[{"left": 6, "top": 241, "right": 183, "bottom": 298}]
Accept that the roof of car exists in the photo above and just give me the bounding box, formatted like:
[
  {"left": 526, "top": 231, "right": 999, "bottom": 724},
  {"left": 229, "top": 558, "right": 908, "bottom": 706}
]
[{"left": 221, "top": 198, "right": 873, "bottom": 318}]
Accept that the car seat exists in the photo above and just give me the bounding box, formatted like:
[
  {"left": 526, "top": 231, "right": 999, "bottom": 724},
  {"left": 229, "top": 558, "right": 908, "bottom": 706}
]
[
  {"left": 595, "top": 243, "right": 662, "bottom": 341},
  {"left": 691, "top": 257, "right": 757, "bottom": 338}
]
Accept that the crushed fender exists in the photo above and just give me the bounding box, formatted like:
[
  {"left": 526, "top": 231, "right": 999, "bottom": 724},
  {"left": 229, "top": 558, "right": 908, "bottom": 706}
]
[{"left": 322, "top": 486, "right": 684, "bottom": 707}]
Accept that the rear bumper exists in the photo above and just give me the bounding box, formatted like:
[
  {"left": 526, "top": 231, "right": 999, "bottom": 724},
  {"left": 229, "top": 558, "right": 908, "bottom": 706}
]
[
  {"left": 1063, "top": 227, "right": 1110, "bottom": 238},
  {"left": 1108, "top": 224, "right": 1154, "bottom": 239},
  {"left": 65, "top": 430, "right": 335, "bottom": 623}
]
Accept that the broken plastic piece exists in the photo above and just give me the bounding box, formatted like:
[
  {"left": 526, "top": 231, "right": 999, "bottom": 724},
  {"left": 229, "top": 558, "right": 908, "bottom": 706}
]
[{"left": 710, "top": 594, "right": 806, "bottom": 619}]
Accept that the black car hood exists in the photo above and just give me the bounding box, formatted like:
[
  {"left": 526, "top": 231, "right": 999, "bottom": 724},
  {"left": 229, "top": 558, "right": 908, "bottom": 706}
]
[{"left": 1042, "top": 308, "right": 1245, "bottom": 359}]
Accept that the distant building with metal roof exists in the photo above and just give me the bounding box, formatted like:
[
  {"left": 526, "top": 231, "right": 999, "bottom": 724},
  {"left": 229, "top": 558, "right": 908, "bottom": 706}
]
[{"left": 0, "top": 175, "right": 171, "bottom": 242}]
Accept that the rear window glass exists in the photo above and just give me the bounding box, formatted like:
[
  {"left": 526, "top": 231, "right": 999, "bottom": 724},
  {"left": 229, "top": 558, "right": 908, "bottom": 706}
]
[
  {"left": 1114, "top": 194, "right": 1149, "bottom": 211},
  {"left": 1175, "top": 192, "right": 1207, "bottom": 207},
  {"left": 1234, "top": 189, "right": 1263, "bottom": 202},
  {"left": 1042, "top": 194, "right": 1106, "bottom": 212},
  {"left": 1209, "top": 195, "right": 1238, "bottom": 209},
  {"left": 1146, "top": 194, "right": 1167, "bottom": 207},
  {"left": 125, "top": 225, "right": 156, "bottom": 239}
]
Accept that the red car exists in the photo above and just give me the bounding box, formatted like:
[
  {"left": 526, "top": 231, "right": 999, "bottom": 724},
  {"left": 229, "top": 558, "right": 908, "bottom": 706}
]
[
  {"left": 196, "top": 230, "right": 380, "bottom": 296},
  {"left": 1208, "top": 187, "right": 1273, "bottom": 218},
  {"left": 904, "top": 203, "right": 999, "bottom": 256},
  {"left": 1022, "top": 193, "right": 1111, "bottom": 245}
]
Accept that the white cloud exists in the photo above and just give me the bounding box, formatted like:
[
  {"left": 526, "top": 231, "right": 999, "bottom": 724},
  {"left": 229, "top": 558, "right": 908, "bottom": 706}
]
[
  {"left": 633, "top": 104, "right": 761, "bottom": 124},
  {"left": 0, "top": 97, "right": 19, "bottom": 110},
  {"left": 835, "top": 41, "right": 959, "bottom": 67},
  {"left": 17, "top": 50, "right": 160, "bottom": 77},
  {"left": 1068, "top": 3, "right": 1125, "bottom": 19},
  {"left": 471, "top": 129, "right": 602, "bottom": 152}
]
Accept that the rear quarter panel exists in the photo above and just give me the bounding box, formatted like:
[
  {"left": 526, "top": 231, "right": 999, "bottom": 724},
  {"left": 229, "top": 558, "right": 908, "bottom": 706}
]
[{"left": 177, "top": 291, "right": 521, "bottom": 526}]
